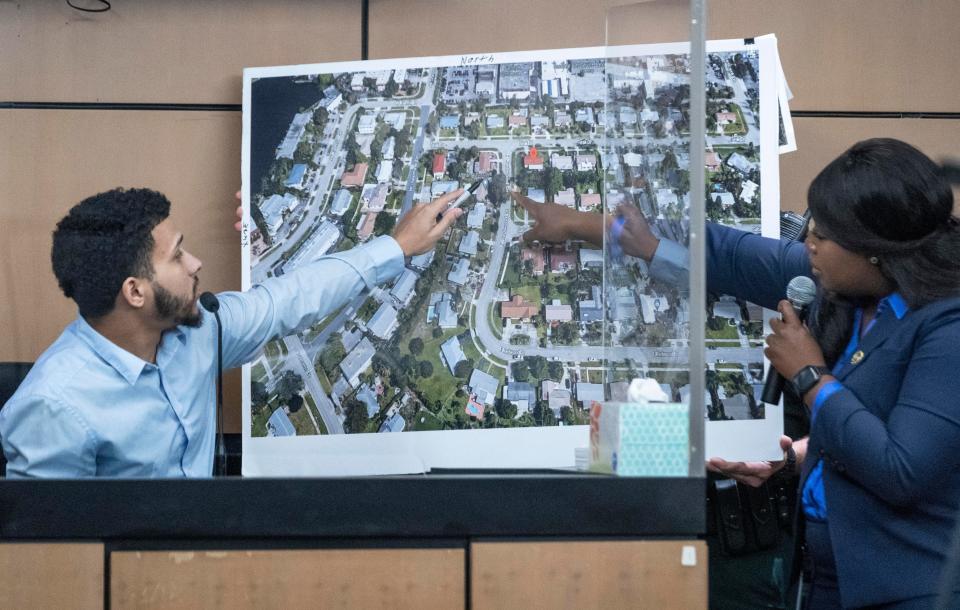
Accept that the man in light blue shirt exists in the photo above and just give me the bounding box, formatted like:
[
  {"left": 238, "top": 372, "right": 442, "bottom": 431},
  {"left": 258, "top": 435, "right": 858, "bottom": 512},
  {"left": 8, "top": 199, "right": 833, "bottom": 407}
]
[{"left": 0, "top": 187, "right": 463, "bottom": 477}]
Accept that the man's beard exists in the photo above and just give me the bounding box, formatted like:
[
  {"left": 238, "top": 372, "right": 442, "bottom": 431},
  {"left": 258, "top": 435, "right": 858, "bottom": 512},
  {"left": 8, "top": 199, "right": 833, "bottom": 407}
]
[{"left": 154, "top": 278, "right": 202, "bottom": 328}]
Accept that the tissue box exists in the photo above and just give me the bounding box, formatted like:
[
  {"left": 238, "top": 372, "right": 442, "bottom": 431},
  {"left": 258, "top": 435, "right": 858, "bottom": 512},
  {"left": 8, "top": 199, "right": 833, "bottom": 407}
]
[{"left": 588, "top": 401, "right": 690, "bottom": 477}]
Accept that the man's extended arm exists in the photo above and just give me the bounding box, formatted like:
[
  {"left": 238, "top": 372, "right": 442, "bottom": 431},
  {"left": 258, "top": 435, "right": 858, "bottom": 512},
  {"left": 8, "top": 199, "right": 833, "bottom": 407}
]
[
  {"left": 218, "top": 190, "right": 464, "bottom": 369},
  {"left": 217, "top": 236, "right": 404, "bottom": 369}
]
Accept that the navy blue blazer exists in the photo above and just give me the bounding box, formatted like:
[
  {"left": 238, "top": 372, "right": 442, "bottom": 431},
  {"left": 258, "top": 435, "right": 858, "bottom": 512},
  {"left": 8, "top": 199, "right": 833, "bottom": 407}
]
[{"left": 706, "top": 223, "right": 960, "bottom": 607}]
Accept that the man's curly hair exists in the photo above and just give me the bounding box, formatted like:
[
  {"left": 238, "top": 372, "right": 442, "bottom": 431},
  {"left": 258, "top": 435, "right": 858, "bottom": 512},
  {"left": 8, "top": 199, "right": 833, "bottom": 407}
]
[{"left": 51, "top": 188, "right": 171, "bottom": 319}]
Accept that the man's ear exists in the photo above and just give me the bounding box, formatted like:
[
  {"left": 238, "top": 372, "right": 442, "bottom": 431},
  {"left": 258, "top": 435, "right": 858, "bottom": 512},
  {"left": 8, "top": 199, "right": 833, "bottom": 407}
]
[{"left": 119, "top": 276, "right": 149, "bottom": 310}]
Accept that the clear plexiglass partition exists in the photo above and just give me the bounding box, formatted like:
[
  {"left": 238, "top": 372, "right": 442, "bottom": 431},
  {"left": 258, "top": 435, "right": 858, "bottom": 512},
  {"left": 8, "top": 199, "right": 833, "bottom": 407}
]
[
  {"left": 601, "top": 0, "right": 788, "bottom": 477},
  {"left": 596, "top": 1, "right": 707, "bottom": 477}
]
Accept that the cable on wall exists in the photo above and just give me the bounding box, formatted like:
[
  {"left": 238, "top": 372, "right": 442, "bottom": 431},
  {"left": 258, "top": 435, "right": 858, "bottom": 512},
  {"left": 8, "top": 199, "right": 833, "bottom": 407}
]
[{"left": 66, "top": 0, "right": 111, "bottom": 13}]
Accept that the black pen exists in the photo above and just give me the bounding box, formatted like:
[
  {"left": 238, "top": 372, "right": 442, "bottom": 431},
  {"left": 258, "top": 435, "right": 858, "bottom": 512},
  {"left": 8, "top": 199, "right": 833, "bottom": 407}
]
[{"left": 436, "top": 180, "right": 484, "bottom": 222}]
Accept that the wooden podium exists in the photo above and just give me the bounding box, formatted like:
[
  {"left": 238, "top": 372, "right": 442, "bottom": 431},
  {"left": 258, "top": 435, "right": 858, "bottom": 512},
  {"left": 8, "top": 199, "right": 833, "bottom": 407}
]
[{"left": 0, "top": 475, "right": 706, "bottom": 609}]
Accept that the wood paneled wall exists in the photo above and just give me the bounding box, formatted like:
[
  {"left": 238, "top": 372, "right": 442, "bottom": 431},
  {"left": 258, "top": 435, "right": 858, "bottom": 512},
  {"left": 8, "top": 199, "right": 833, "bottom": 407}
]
[
  {"left": 110, "top": 547, "right": 465, "bottom": 609},
  {"left": 0, "top": 0, "right": 362, "bottom": 104},
  {"left": 1, "top": 540, "right": 707, "bottom": 609},
  {"left": 472, "top": 540, "right": 708, "bottom": 609},
  {"left": 0, "top": 543, "right": 104, "bottom": 609}
]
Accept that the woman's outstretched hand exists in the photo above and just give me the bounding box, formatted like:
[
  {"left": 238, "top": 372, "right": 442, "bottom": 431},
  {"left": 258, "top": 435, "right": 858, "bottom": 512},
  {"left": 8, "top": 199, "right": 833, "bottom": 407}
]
[{"left": 707, "top": 435, "right": 803, "bottom": 487}]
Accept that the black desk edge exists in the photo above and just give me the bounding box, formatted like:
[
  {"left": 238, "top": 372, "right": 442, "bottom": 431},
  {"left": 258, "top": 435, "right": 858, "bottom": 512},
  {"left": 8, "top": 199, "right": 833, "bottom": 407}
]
[{"left": 0, "top": 474, "right": 706, "bottom": 540}]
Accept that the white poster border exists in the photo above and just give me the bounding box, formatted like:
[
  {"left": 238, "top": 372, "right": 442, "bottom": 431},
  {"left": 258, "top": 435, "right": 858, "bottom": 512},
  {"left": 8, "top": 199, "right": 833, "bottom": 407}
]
[
  {"left": 705, "top": 34, "right": 784, "bottom": 463},
  {"left": 240, "top": 37, "right": 785, "bottom": 475}
]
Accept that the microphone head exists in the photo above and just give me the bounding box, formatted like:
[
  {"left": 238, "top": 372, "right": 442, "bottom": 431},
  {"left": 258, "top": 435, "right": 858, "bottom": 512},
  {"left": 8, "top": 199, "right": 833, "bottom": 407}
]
[
  {"left": 786, "top": 276, "right": 817, "bottom": 309},
  {"left": 199, "top": 291, "right": 220, "bottom": 313}
]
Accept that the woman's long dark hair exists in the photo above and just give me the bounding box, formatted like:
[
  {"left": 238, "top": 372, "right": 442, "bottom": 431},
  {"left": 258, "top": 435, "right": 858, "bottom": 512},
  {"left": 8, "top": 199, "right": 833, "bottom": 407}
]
[{"left": 805, "top": 138, "right": 960, "bottom": 365}]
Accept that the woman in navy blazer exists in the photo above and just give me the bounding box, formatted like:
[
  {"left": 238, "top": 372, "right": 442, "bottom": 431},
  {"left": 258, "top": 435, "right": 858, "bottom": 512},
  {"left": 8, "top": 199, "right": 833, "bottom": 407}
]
[
  {"left": 516, "top": 138, "right": 960, "bottom": 608},
  {"left": 704, "top": 139, "right": 960, "bottom": 608}
]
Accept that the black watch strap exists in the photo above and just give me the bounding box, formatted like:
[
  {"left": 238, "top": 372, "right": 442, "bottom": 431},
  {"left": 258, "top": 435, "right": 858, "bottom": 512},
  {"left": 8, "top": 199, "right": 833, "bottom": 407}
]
[{"left": 791, "top": 365, "right": 831, "bottom": 397}]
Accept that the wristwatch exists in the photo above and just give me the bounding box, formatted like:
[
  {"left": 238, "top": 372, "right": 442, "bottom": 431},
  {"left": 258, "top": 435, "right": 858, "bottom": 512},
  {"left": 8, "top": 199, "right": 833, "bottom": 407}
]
[{"left": 791, "top": 365, "right": 832, "bottom": 397}]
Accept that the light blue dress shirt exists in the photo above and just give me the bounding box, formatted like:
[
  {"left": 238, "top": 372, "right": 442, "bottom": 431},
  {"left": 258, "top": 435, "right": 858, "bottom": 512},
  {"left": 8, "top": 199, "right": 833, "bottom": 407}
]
[
  {"left": 647, "top": 237, "right": 690, "bottom": 294},
  {"left": 0, "top": 236, "right": 404, "bottom": 478}
]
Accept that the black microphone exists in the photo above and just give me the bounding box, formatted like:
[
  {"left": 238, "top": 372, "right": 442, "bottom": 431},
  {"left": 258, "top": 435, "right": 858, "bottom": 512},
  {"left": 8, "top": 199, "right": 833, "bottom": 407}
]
[
  {"left": 761, "top": 276, "right": 817, "bottom": 405},
  {"left": 199, "top": 291, "right": 226, "bottom": 477}
]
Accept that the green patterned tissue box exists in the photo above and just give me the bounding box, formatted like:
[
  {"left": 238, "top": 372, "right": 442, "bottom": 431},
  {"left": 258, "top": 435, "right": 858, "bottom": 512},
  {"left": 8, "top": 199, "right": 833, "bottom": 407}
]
[{"left": 588, "top": 401, "right": 690, "bottom": 477}]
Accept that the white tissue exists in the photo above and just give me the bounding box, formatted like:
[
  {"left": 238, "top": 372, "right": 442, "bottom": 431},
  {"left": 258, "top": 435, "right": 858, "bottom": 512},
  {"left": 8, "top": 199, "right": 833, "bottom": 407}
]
[{"left": 626, "top": 378, "right": 669, "bottom": 402}]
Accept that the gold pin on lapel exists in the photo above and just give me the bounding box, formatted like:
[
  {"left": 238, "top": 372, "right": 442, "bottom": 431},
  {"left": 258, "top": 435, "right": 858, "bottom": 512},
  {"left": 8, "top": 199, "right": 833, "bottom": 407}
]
[{"left": 850, "top": 350, "right": 864, "bottom": 365}]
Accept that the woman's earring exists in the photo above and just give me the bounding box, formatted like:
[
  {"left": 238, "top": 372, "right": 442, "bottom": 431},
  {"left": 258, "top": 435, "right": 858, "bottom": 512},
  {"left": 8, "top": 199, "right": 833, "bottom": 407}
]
[{"left": 869, "top": 256, "right": 879, "bottom": 265}]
